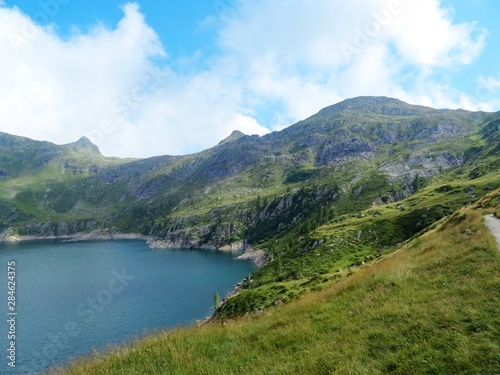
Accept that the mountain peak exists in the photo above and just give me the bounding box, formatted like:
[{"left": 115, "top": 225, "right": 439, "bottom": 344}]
[
  {"left": 318, "top": 96, "right": 433, "bottom": 117},
  {"left": 218, "top": 130, "right": 246, "bottom": 145},
  {"left": 76, "top": 136, "right": 93, "bottom": 144},
  {"left": 68, "top": 136, "right": 101, "bottom": 154}
]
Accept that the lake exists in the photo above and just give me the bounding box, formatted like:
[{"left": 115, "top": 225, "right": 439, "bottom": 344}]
[{"left": 0, "top": 239, "right": 255, "bottom": 374}]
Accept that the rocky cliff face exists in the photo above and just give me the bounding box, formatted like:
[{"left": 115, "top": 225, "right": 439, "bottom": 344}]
[{"left": 0, "top": 219, "right": 99, "bottom": 239}]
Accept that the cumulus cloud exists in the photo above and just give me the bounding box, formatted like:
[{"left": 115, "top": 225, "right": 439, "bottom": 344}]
[
  {"left": 478, "top": 76, "right": 500, "bottom": 91},
  {"left": 387, "top": 0, "right": 486, "bottom": 67},
  {"left": 215, "top": 0, "right": 488, "bottom": 120},
  {"left": 0, "top": 0, "right": 492, "bottom": 158},
  {"left": 473, "top": 75, "right": 500, "bottom": 111},
  {"left": 0, "top": 3, "right": 166, "bottom": 154},
  {"left": 0, "top": 2, "right": 272, "bottom": 157}
]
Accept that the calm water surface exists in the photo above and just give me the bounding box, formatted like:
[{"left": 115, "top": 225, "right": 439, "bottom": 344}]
[{"left": 0, "top": 239, "right": 255, "bottom": 374}]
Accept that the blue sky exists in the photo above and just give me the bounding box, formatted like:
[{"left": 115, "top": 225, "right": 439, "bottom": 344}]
[
  {"left": 3, "top": 0, "right": 219, "bottom": 59},
  {"left": 0, "top": 0, "right": 499, "bottom": 157}
]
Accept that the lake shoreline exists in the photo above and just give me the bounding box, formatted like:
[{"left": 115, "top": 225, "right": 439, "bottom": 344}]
[
  {"left": 0, "top": 232, "right": 150, "bottom": 243},
  {"left": 0, "top": 232, "right": 267, "bottom": 266}
]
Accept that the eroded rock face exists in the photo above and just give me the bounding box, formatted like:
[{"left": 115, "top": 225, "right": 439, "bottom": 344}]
[
  {"left": 379, "top": 152, "right": 464, "bottom": 182},
  {"left": 15, "top": 220, "right": 98, "bottom": 237},
  {"left": 317, "top": 139, "right": 374, "bottom": 165}
]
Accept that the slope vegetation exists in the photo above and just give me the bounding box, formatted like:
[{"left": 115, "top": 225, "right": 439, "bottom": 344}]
[{"left": 52, "top": 190, "right": 500, "bottom": 375}]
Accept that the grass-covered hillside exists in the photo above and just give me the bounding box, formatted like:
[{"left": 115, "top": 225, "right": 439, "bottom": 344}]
[
  {"left": 216, "top": 112, "right": 500, "bottom": 316},
  {"left": 52, "top": 190, "right": 500, "bottom": 375}
]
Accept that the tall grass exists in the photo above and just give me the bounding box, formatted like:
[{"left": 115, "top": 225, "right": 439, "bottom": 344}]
[{"left": 52, "top": 200, "right": 500, "bottom": 375}]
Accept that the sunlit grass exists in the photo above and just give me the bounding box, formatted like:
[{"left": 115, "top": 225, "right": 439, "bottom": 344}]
[{"left": 52, "top": 195, "right": 500, "bottom": 375}]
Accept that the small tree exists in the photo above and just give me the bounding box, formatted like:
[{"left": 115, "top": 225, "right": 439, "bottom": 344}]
[{"left": 214, "top": 290, "right": 221, "bottom": 310}]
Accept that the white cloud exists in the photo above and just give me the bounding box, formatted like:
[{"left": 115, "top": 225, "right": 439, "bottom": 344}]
[
  {"left": 214, "top": 0, "right": 488, "bottom": 122},
  {"left": 0, "top": 2, "right": 271, "bottom": 158},
  {"left": 0, "top": 3, "right": 166, "bottom": 154},
  {"left": 0, "top": 1, "right": 493, "bottom": 158},
  {"left": 225, "top": 114, "right": 270, "bottom": 138},
  {"left": 473, "top": 75, "right": 500, "bottom": 111},
  {"left": 387, "top": 0, "right": 487, "bottom": 67},
  {"left": 478, "top": 76, "right": 500, "bottom": 91}
]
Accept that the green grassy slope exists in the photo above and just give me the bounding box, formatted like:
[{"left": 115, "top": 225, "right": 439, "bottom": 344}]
[
  {"left": 218, "top": 166, "right": 500, "bottom": 317},
  {"left": 0, "top": 134, "right": 133, "bottom": 230},
  {"left": 52, "top": 190, "right": 500, "bottom": 375},
  {"left": 205, "top": 108, "right": 499, "bottom": 316}
]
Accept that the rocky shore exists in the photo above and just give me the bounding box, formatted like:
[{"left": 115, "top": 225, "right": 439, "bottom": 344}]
[
  {"left": 147, "top": 238, "right": 267, "bottom": 267},
  {"left": 0, "top": 230, "right": 148, "bottom": 243},
  {"left": 0, "top": 229, "right": 267, "bottom": 267},
  {"left": 236, "top": 249, "right": 267, "bottom": 267}
]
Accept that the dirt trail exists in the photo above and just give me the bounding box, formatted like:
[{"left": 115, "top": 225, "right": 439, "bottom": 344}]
[{"left": 484, "top": 214, "right": 500, "bottom": 250}]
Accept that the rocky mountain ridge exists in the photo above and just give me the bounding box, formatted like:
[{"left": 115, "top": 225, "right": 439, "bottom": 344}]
[{"left": 0, "top": 97, "right": 496, "bottom": 252}]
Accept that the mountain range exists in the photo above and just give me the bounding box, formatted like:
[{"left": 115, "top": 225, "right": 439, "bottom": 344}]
[{"left": 1, "top": 96, "right": 499, "bottom": 315}]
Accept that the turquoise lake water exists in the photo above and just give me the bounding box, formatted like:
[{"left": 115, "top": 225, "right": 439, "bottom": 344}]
[{"left": 0, "top": 239, "right": 255, "bottom": 374}]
